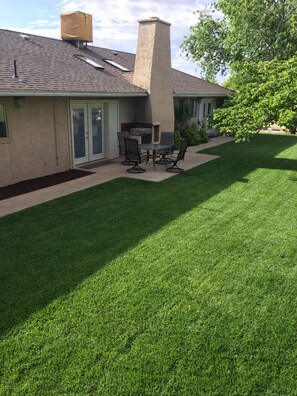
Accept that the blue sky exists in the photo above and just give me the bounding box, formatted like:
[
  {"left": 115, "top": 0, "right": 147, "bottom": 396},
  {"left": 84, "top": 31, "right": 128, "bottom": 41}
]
[{"left": 0, "top": 0, "right": 214, "bottom": 78}]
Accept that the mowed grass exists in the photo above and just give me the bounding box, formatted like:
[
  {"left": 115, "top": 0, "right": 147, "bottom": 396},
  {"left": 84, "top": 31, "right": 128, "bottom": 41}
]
[{"left": 1, "top": 134, "right": 297, "bottom": 395}]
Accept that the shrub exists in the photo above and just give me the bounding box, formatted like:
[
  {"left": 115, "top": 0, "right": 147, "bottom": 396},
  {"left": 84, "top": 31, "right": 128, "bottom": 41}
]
[
  {"left": 173, "top": 129, "right": 182, "bottom": 150},
  {"left": 187, "top": 122, "right": 202, "bottom": 145},
  {"left": 197, "top": 122, "right": 209, "bottom": 143},
  {"left": 174, "top": 103, "right": 208, "bottom": 146}
]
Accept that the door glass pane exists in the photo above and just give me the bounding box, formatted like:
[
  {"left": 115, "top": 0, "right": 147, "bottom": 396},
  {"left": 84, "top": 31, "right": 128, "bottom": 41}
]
[
  {"left": 208, "top": 103, "right": 212, "bottom": 114},
  {"left": 91, "top": 107, "right": 103, "bottom": 155},
  {"left": 203, "top": 103, "right": 206, "bottom": 115},
  {"left": 72, "top": 108, "right": 86, "bottom": 159}
]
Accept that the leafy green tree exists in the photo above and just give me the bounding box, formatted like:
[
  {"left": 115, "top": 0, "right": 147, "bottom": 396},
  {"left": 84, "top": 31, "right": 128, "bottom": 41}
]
[
  {"left": 213, "top": 56, "right": 297, "bottom": 140},
  {"left": 182, "top": 0, "right": 297, "bottom": 140},
  {"left": 182, "top": 0, "right": 297, "bottom": 80}
]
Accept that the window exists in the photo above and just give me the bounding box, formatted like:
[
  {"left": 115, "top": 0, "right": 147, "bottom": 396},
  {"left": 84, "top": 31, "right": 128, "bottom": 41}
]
[
  {"left": 104, "top": 59, "right": 130, "bottom": 71},
  {"left": 203, "top": 101, "right": 212, "bottom": 116},
  {"left": 74, "top": 55, "right": 105, "bottom": 70},
  {"left": 0, "top": 104, "right": 8, "bottom": 139},
  {"left": 85, "top": 59, "right": 105, "bottom": 69},
  {"left": 190, "top": 99, "right": 197, "bottom": 117},
  {"left": 179, "top": 99, "right": 185, "bottom": 111},
  {"left": 208, "top": 102, "right": 212, "bottom": 114}
]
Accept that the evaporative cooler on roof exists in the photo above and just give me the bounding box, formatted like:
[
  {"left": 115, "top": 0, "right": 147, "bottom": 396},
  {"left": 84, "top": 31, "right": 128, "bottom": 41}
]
[{"left": 60, "top": 11, "right": 93, "bottom": 44}]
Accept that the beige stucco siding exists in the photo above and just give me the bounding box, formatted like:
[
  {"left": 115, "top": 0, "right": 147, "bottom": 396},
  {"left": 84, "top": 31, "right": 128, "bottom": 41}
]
[
  {"left": 0, "top": 96, "right": 70, "bottom": 187},
  {"left": 118, "top": 97, "right": 137, "bottom": 123},
  {"left": 133, "top": 18, "right": 174, "bottom": 132},
  {"left": 0, "top": 95, "right": 141, "bottom": 187},
  {"left": 0, "top": 143, "right": 12, "bottom": 187}
]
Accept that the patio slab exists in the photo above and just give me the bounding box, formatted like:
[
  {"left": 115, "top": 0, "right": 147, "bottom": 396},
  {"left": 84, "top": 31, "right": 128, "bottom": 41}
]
[{"left": 0, "top": 136, "right": 235, "bottom": 217}]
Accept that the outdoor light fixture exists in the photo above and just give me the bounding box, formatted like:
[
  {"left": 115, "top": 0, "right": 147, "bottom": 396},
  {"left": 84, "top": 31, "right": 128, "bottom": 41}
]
[{"left": 14, "top": 96, "right": 24, "bottom": 108}]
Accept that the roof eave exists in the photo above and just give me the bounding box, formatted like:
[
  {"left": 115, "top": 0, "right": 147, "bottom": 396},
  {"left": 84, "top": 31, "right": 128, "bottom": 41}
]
[
  {"left": 173, "top": 92, "right": 232, "bottom": 98},
  {"left": 0, "top": 90, "right": 148, "bottom": 98}
]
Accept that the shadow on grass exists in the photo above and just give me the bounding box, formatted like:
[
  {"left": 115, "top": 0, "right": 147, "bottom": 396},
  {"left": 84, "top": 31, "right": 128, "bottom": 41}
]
[{"left": 0, "top": 134, "right": 296, "bottom": 337}]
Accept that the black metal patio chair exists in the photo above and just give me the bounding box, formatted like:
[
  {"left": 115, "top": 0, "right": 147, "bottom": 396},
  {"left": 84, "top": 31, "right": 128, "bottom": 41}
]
[
  {"left": 165, "top": 139, "right": 188, "bottom": 173},
  {"left": 124, "top": 138, "right": 146, "bottom": 173},
  {"left": 117, "top": 131, "right": 131, "bottom": 165},
  {"left": 155, "top": 132, "right": 174, "bottom": 165}
]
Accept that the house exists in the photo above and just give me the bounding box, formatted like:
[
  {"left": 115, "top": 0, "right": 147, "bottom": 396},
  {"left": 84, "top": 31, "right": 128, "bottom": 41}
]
[{"left": 0, "top": 12, "right": 231, "bottom": 187}]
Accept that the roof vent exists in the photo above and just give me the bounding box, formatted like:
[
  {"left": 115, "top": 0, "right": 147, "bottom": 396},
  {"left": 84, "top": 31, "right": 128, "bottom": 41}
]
[
  {"left": 20, "top": 34, "right": 30, "bottom": 40},
  {"left": 13, "top": 60, "right": 21, "bottom": 81}
]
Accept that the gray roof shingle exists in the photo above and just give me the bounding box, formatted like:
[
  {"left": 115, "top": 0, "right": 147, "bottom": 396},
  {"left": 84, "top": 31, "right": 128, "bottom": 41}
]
[
  {"left": 0, "top": 29, "right": 231, "bottom": 97},
  {"left": 172, "top": 69, "right": 232, "bottom": 97}
]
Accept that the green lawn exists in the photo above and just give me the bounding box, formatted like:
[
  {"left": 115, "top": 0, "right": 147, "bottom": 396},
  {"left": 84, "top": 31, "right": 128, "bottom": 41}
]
[{"left": 1, "top": 134, "right": 297, "bottom": 395}]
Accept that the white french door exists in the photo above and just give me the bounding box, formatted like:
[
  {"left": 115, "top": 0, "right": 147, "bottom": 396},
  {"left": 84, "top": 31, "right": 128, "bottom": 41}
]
[{"left": 71, "top": 102, "right": 104, "bottom": 165}]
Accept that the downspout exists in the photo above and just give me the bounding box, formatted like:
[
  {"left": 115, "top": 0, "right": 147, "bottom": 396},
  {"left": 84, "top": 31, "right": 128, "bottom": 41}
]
[
  {"left": 8, "top": 142, "right": 14, "bottom": 185},
  {"left": 67, "top": 97, "right": 74, "bottom": 169}
]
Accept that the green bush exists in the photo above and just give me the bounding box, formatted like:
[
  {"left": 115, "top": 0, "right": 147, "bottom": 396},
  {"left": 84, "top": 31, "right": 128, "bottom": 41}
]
[
  {"left": 174, "top": 103, "right": 208, "bottom": 146},
  {"left": 176, "top": 122, "right": 208, "bottom": 146},
  {"left": 173, "top": 129, "right": 182, "bottom": 150},
  {"left": 198, "top": 123, "right": 209, "bottom": 143},
  {"left": 187, "top": 123, "right": 202, "bottom": 145}
]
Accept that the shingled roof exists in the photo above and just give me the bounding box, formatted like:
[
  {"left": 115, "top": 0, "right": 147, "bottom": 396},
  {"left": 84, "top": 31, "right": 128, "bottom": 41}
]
[
  {"left": 172, "top": 69, "right": 232, "bottom": 97},
  {"left": 0, "top": 28, "right": 231, "bottom": 97}
]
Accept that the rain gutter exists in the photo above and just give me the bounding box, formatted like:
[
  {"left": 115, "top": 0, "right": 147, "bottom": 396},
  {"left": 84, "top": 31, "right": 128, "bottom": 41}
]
[{"left": 0, "top": 91, "right": 148, "bottom": 97}]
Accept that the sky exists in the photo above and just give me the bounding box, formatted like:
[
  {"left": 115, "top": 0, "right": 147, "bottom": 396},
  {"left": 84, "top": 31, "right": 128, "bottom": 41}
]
[{"left": 0, "top": 0, "right": 215, "bottom": 78}]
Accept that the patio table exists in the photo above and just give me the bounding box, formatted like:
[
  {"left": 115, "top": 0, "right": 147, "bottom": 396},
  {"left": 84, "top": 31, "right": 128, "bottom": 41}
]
[{"left": 139, "top": 143, "right": 171, "bottom": 170}]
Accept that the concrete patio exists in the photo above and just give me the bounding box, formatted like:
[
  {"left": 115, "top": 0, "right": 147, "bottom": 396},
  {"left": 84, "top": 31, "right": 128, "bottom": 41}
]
[{"left": 0, "top": 136, "right": 235, "bottom": 218}]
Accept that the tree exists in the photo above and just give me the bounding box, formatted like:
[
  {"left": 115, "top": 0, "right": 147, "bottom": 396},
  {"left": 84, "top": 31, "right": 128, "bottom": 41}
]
[
  {"left": 212, "top": 56, "right": 297, "bottom": 140},
  {"left": 182, "top": 0, "right": 297, "bottom": 80},
  {"left": 182, "top": 0, "right": 297, "bottom": 140}
]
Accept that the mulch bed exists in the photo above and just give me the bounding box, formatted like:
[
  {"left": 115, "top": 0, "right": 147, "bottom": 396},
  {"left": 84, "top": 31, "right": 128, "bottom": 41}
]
[{"left": 0, "top": 169, "right": 93, "bottom": 201}]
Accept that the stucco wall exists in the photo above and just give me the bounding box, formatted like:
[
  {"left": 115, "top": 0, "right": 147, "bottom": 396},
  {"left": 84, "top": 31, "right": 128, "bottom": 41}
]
[
  {"left": 0, "top": 96, "right": 70, "bottom": 187},
  {"left": 0, "top": 95, "right": 142, "bottom": 187},
  {"left": 119, "top": 97, "right": 137, "bottom": 124},
  {"left": 133, "top": 18, "right": 174, "bottom": 132}
]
